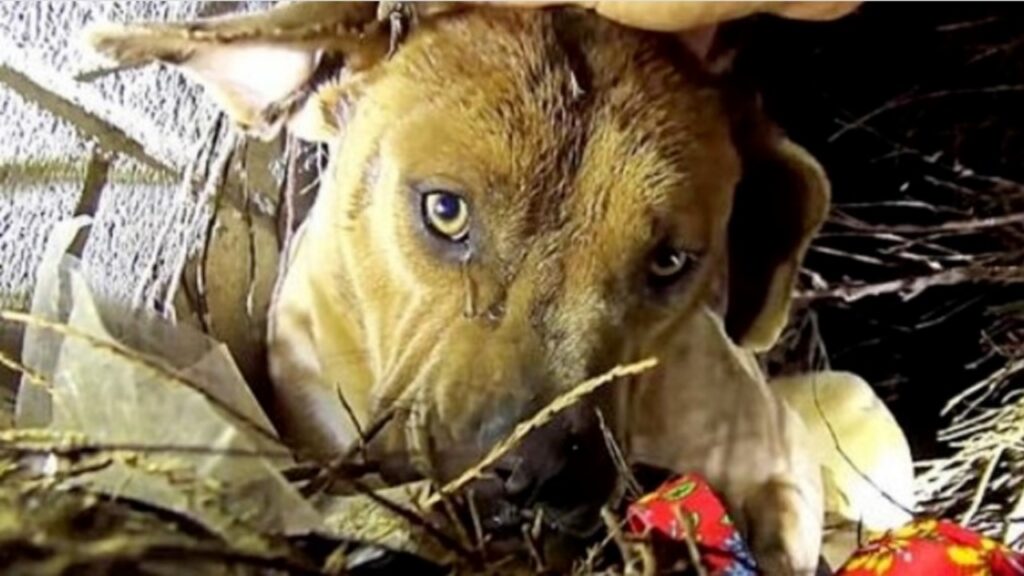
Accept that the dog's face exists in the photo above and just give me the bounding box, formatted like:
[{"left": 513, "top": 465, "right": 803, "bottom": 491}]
[
  {"left": 87, "top": 4, "right": 827, "bottom": 479},
  {"left": 322, "top": 11, "right": 744, "bottom": 454}
]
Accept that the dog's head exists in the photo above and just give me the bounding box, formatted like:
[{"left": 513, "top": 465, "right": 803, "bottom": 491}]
[{"left": 86, "top": 3, "right": 828, "bottom": 486}]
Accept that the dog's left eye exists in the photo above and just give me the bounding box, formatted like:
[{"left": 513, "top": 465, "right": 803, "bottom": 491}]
[
  {"left": 648, "top": 243, "right": 691, "bottom": 287},
  {"left": 422, "top": 190, "right": 470, "bottom": 242}
]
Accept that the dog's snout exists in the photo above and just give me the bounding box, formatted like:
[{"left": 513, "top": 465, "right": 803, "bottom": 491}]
[{"left": 476, "top": 404, "right": 618, "bottom": 537}]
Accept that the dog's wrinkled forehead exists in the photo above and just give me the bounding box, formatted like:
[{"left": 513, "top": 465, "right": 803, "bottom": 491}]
[{"left": 361, "top": 9, "right": 739, "bottom": 255}]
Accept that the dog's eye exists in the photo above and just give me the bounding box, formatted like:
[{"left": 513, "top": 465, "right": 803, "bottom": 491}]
[
  {"left": 648, "top": 243, "right": 691, "bottom": 286},
  {"left": 422, "top": 191, "right": 470, "bottom": 242}
]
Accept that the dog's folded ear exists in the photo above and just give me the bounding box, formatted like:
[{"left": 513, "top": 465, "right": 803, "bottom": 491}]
[
  {"left": 81, "top": 2, "right": 393, "bottom": 142},
  {"left": 724, "top": 120, "right": 830, "bottom": 352}
]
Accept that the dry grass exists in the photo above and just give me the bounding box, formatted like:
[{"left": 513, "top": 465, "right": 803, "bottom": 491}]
[{"left": 0, "top": 302, "right": 660, "bottom": 574}]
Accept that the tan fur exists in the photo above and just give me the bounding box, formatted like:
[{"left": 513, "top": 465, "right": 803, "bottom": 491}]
[
  {"left": 615, "top": 306, "right": 824, "bottom": 571},
  {"left": 83, "top": 5, "right": 873, "bottom": 573}
]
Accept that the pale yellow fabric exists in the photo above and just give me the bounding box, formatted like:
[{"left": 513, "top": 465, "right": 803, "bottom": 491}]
[
  {"left": 482, "top": 1, "right": 861, "bottom": 32},
  {"left": 772, "top": 371, "right": 915, "bottom": 567}
]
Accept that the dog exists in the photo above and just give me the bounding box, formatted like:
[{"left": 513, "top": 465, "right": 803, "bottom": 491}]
[{"left": 84, "top": 3, "right": 870, "bottom": 572}]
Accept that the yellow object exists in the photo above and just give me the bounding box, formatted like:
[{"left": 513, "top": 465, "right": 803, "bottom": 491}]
[{"left": 772, "top": 371, "right": 915, "bottom": 567}]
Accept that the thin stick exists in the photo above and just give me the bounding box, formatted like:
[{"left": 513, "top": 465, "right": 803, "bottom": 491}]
[
  {"left": 601, "top": 507, "right": 655, "bottom": 576},
  {"left": 595, "top": 407, "right": 641, "bottom": 500},
  {"left": 345, "top": 477, "right": 477, "bottom": 564},
  {"left": 830, "top": 85, "right": 1024, "bottom": 142},
  {"left": 1003, "top": 481, "right": 1024, "bottom": 544},
  {"left": 832, "top": 211, "right": 1024, "bottom": 235},
  {"left": 675, "top": 506, "right": 708, "bottom": 576},
  {"left": 302, "top": 407, "right": 397, "bottom": 496},
  {"left": 942, "top": 356, "right": 1024, "bottom": 416},
  {"left": 435, "top": 485, "right": 475, "bottom": 558},
  {"left": 796, "top": 265, "right": 1024, "bottom": 303},
  {"left": 465, "top": 488, "right": 487, "bottom": 558},
  {"left": 521, "top": 521, "right": 547, "bottom": 573},
  {"left": 0, "top": 438, "right": 309, "bottom": 463},
  {"left": 0, "top": 350, "right": 49, "bottom": 389},
  {"left": 335, "top": 384, "right": 366, "bottom": 459},
  {"left": 960, "top": 446, "right": 1004, "bottom": 527}
]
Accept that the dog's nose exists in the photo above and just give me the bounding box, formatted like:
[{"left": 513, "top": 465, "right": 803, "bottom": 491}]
[
  {"left": 493, "top": 454, "right": 533, "bottom": 499},
  {"left": 483, "top": 404, "right": 618, "bottom": 536}
]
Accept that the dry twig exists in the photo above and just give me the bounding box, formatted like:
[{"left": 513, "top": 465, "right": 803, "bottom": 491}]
[{"left": 797, "top": 265, "right": 1024, "bottom": 303}]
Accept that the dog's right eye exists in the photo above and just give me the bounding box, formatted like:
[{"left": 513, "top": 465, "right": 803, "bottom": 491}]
[
  {"left": 422, "top": 190, "right": 471, "bottom": 242},
  {"left": 647, "top": 242, "right": 693, "bottom": 290}
]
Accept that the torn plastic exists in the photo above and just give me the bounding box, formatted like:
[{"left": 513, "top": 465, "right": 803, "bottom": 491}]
[
  {"left": 12, "top": 217, "right": 454, "bottom": 567},
  {"left": 15, "top": 216, "right": 321, "bottom": 538}
]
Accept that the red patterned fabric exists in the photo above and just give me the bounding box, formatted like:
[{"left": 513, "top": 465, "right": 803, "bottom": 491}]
[
  {"left": 837, "top": 519, "right": 1024, "bottom": 576},
  {"left": 625, "top": 474, "right": 1024, "bottom": 576},
  {"left": 626, "top": 473, "right": 757, "bottom": 575}
]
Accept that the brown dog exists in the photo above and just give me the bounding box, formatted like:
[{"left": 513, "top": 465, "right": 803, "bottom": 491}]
[{"left": 86, "top": 4, "right": 834, "bottom": 572}]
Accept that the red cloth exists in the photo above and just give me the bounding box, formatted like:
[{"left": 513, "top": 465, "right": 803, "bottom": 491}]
[
  {"left": 625, "top": 474, "right": 1024, "bottom": 576},
  {"left": 837, "top": 519, "right": 1024, "bottom": 576},
  {"left": 626, "top": 473, "right": 757, "bottom": 575}
]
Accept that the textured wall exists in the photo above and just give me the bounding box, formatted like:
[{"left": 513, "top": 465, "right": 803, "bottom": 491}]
[
  {"left": 0, "top": 1, "right": 285, "bottom": 416},
  {"left": 1, "top": 1, "right": 266, "bottom": 304}
]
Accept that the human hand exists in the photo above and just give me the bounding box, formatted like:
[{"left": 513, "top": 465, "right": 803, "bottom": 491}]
[{"left": 470, "top": 1, "right": 860, "bottom": 32}]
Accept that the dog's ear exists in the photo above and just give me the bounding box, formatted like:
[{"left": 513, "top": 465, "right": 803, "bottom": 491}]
[
  {"left": 724, "top": 119, "right": 829, "bottom": 352},
  {"left": 81, "top": 2, "right": 393, "bottom": 142},
  {"left": 672, "top": 17, "right": 826, "bottom": 351}
]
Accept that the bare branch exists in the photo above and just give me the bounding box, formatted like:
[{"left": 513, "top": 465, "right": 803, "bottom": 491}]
[
  {"left": 797, "top": 265, "right": 1024, "bottom": 303},
  {"left": 832, "top": 211, "right": 1024, "bottom": 235},
  {"left": 831, "top": 85, "right": 1024, "bottom": 143}
]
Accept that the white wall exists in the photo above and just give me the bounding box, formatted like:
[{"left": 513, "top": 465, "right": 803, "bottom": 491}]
[{"left": 0, "top": 1, "right": 286, "bottom": 418}]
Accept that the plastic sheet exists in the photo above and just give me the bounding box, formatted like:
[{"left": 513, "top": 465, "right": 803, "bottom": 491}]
[{"left": 15, "top": 216, "right": 322, "bottom": 539}]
